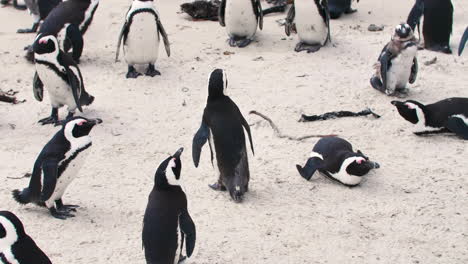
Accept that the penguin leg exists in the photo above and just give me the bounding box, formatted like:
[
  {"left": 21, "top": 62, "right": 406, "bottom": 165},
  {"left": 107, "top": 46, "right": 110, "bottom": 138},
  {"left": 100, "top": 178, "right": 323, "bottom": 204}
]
[
  {"left": 17, "top": 22, "right": 40, "bottom": 34},
  {"left": 145, "top": 64, "right": 161, "bottom": 77},
  {"left": 228, "top": 37, "right": 238, "bottom": 47},
  {"left": 209, "top": 179, "right": 226, "bottom": 191},
  {"left": 49, "top": 207, "right": 75, "bottom": 220},
  {"left": 237, "top": 38, "right": 253, "bottom": 48},
  {"left": 126, "top": 65, "right": 142, "bottom": 79},
  {"left": 425, "top": 43, "right": 452, "bottom": 54},
  {"left": 344, "top": 7, "right": 357, "bottom": 14},
  {"left": 38, "top": 108, "right": 59, "bottom": 125},
  {"left": 446, "top": 116, "right": 468, "bottom": 140},
  {"left": 294, "top": 42, "right": 321, "bottom": 53},
  {"left": 55, "top": 199, "right": 79, "bottom": 212}
]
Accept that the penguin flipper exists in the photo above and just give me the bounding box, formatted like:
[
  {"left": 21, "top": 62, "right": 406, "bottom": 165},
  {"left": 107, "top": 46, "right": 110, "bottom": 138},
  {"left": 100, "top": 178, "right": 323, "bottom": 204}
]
[
  {"left": 40, "top": 160, "right": 58, "bottom": 202},
  {"left": 219, "top": 0, "right": 226, "bottom": 27},
  {"left": 179, "top": 209, "right": 196, "bottom": 258},
  {"left": 156, "top": 17, "right": 171, "bottom": 57},
  {"left": 379, "top": 51, "right": 391, "bottom": 92},
  {"left": 240, "top": 114, "right": 255, "bottom": 155},
  {"left": 61, "top": 52, "right": 84, "bottom": 112},
  {"left": 296, "top": 157, "right": 324, "bottom": 181},
  {"left": 33, "top": 71, "right": 44, "bottom": 102},
  {"left": 409, "top": 57, "right": 418, "bottom": 84},
  {"left": 192, "top": 121, "right": 210, "bottom": 167},
  {"left": 115, "top": 21, "right": 129, "bottom": 62},
  {"left": 406, "top": 0, "right": 424, "bottom": 32},
  {"left": 253, "top": 0, "right": 263, "bottom": 30},
  {"left": 321, "top": 0, "right": 331, "bottom": 45},
  {"left": 285, "top": 4, "right": 295, "bottom": 36},
  {"left": 459, "top": 27, "right": 468, "bottom": 56}
]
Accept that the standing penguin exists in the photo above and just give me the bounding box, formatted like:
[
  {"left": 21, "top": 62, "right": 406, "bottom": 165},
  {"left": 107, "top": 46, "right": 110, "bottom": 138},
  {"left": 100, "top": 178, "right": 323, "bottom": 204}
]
[
  {"left": 12, "top": 117, "right": 102, "bottom": 219},
  {"left": 285, "top": 0, "right": 331, "bottom": 53},
  {"left": 16, "top": 0, "right": 62, "bottom": 34},
  {"left": 115, "top": 0, "right": 171, "bottom": 79},
  {"left": 370, "top": 23, "right": 418, "bottom": 96},
  {"left": 406, "top": 0, "right": 453, "bottom": 54},
  {"left": 296, "top": 137, "right": 380, "bottom": 187},
  {"left": 143, "top": 148, "right": 196, "bottom": 264},
  {"left": 219, "top": 0, "right": 263, "bottom": 47},
  {"left": 328, "top": 0, "right": 358, "bottom": 19},
  {"left": 33, "top": 34, "right": 94, "bottom": 125},
  {"left": 0, "top": 211, "right": 52, "bottom": 264},
  {"left": 391, "top": 98, "right": 468, "bottom": 139},
  {"left": 192, "top": 69, "right": 254, "bottom": 202},
  {"left": 459, "top": 27, "right": 468, "bottom": 56}
]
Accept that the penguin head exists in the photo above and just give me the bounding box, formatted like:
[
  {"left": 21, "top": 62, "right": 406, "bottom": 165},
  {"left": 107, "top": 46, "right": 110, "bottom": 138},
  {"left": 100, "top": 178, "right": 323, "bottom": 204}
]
[
  {"left": 32, "top": 34, "right": 59, "bottom": 55},
  {"left": 208, "top": 69, "right": 228, "bottom": 100},
  {"left": 394, "top": 23, "right": 413, "bottom": 40},
  {"left": 391, "top": 100, "right": 424, "bottom": 124},
  {"left": 345, "top": 153, "right": 380, "bottom": 177},
  {"left": 0, "top": 211, "right": 26, "bottom": 250},
  {"left": 155, "top": 148, "right": 184, "bottom": 189},
  {"left": 63, "top": 116, "right": 102, "bottom": 140}
]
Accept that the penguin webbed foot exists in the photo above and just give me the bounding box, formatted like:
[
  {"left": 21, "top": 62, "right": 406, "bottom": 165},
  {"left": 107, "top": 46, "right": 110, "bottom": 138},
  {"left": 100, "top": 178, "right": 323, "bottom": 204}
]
[
  {"left": 344, "top": 7, "right": 357, "bottom": 14},
  {"left": 208, "top": 182, "right": 226, "bottom": 191},
  {"left": 178, "top": 255, "right": 187, "bottom": 263},
  {"left": 58, "top": 204, "right": 79, "bottom": 213},
  {"left": 38, "top": 116, "right": 59, "bottom": 126},
  {"left": 237, "top": 38, "right": 252, "bottom": 48},
  {"left": 49, "top": 207, "right": 75, "bottom": 220},
  {"left": 425, "top": 44, "right": 452, "bottom": 54},
  {"left": 446, "top": 117, "right": 468, "bottom": 140},
  {"left": 145, "top": 64, "right": 161, "bottom": 77},
  {"left": 17, "top": 27, "right": 38, "bottom": 34},
  {"left": 126, "top": 66, "right": 142, "bottom": 79},
  {"left": 295, "top": 42, "right": 321, "bottom": 53}
]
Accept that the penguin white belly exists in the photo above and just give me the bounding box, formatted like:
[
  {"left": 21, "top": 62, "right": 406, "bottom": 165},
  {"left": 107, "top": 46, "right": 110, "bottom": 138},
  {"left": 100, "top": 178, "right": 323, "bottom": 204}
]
[
  {"left": 124, "top": 13, "right": 159, "bottom": 65},
  {"left": 387, "top": 46, "right": 417, "bottom": 90},
  {"left": 225, "top": 0, "right": 257, "bottom": 38},
  {"left": 209, "top": 129, "right": 221, "bottom": 180},
  {"left": 325, "top": 171, "right": 362, "bottom": 186},
  {"left": 295, "top": 1, "right": 328, "bottom": 44},
  {"left": 173, "top": 220, "right": 182, "bottom": 264},
  {"left": 35, "top": 63, "right": 77, "bottom": 110}
]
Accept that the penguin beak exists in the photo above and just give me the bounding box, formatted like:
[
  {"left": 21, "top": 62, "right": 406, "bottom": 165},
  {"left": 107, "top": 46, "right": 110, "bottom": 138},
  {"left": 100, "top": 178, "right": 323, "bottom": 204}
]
[
  {"left": 391, "top": 101, "right": 400, "bottom": 106},
  {"left": 368, "top": 161, "right": 380, "bottom": 169},
  {"left": 87, "top": 118, "right": 103, "bottom": 126},
  {"left": 172, "top": 147, "right": 184, "bottom": 159}
]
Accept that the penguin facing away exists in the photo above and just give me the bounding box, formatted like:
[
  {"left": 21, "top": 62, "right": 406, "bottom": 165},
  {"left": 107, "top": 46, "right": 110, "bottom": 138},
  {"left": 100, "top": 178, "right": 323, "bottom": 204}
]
[
  {"left": 459, "top": 27, "right": 468, "bottom": 56},
  {"left": 391, "top": 98, "right": 468, "bottom": 140},
  {"left": 143, "top": 148, "right": 196, "bottom": 264},
  {"left": 12, "top": 116, "right": 102, "bottom": 219},
  {"left": 17, "top": 0, "right": 62, "bottom": 34},
  {"left": 0, "top": 211, "right": 52, "bottom": 264},
  {"left": 285, "top": 0, "right": 331, "bottom": 53},
  {"left": 192, "top": 69, "right": 255, "bottom": 203},
  {"left": 328, "top": 0, "right": 358, "bottom": 19},
  {"left": 32, "top": 34, "right": 94, "bottom": 125},
  {"left": 296, "top": 137, "right": 380, "bottom": 187},
  {"left": 115, "top": 0, "right": 171, "bottom": 79},
  {"left": 406, "top": 0, "right": 453, "bottom": 54},
  {"left": 370, "top": 23, "right": 418, "bottom": 97},
  {"left": 219, "top": 0, "right": 263, "bottom": 48}
]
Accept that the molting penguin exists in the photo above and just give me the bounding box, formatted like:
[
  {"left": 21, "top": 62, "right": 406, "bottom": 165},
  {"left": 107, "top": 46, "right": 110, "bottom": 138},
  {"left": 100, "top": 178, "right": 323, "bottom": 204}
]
[
  {"left": 370, "top": 23, "right": 418, "bottom": 97},
  {"left": 142, "top": 148, "right": 196, "bottom": 264},
  {"left": 32, "top": 34, "right": 94, "bottom": 125},
  {"left": 12, "top": 117, "right": 102, "bottom": 219},
  {"left": 328, "top": 0, "right": 358, "bottom": 19},
  {"left": 219, "top": 0, "right": 263, "bottom": 47},
  {"left": 285, "top": 0, "right": 330, "bottom": 53},
  {"left": 407, "top": 0, "right": 453, "bottom": 54},
  {"left": 0, "top": 211, "right": 52, "bottom": 263},
  {"left": 459, "top": 27, "right": 468, "bottom": 56},
  {"left": 192, "top": 69, "right": 255, "bottom": 202},
  {"left": 115, "top": 0, "right": 170, "bottom": 79},
  {"left": 391, "top": 98, "right": 468, "bottom": 140},
  {"left": 296, "top": 137, "right": 380, "bottom": 187},
  {"left": 17, "top": 0, "right": 62, "bottom": 34}
]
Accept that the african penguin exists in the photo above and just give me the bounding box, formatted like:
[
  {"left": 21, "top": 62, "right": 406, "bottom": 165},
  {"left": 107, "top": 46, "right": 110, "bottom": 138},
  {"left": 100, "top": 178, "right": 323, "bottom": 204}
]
[
  {"left": 285, "top": 0, "right": 331, "bottom": 53},
  {"left": 0, "top": 211, "right": 52, "bottom": 264},
  {"left": 391, "top": 98, "right": 468, "bottom": 140},
  {"left": 115, "top": 0, "right": 171, "bottom": 79},
  {"left": 192, "top": 69, "right": 255, "bottom": 203},
  {"left": 12, "top": 116, "right": 102, "bottom": 219},
  {"left": 219, "top": 0, "right": 263, "bottom": 48},
  {"left": 459, "top": 27, "right": 468, "bottom": 56},
  {"left": 296, "top": 137, "right": 380, "bottom": 187},
  {"left": 180, "top": 0, "right": 221, "bottom": 21},
  {"left": 370, "top": 23, "right": 418, "bottom": 97},
  {"left": 143, "top": 148, "right": 196, "bottom": 264},
  {"left": 407, "top": 0, "right": 453, "bottom": 54},
  {"left": 16, "top": 0, "right": 62, "bottom": 34},
  {"left": 32, "top": 34, "right": 94, "bottom": 125},
  {"left": 328, "top": 0, "right": 358, "bottom": 19}
]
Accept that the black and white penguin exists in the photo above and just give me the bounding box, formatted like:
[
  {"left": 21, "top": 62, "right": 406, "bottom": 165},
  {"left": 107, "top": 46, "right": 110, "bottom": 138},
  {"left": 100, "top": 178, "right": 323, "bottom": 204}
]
[
  {"left": 296, "top": 137, "right": 380, "bottom": 187},
  {"left": 0, "top": 0, "right": 27, "bottom": 10},
  {"left": 192, "top": 69, "right": 255, "bottom": 202},
  {"left": 391, "top": 98, "right": 468, "bottom": 139},
  {"left": 459, "top": 27, "right": 468, "bottom": 56},
  {"left": 12, "top": 116, "right": 102, "bottom": 219},
  {"left": 0, "top": 211, "right": 52, "bottom": 264},
  {"left": 285, "top": 0, "right": 330, "bottom": 53},
  {"left": 115, "top": 0, "right": 170, "bottom": 79},
  {"left": 17, "top": 0, "right": 61, "bottom": 34},
  {"left": 328, "top": 0, "right": 358, "bottom": 19},
  {"left": 407, "top": 0, "right": 453, "bottom": 54},
  {"left": 32, "top": 34, "right": 94, "bottom": 125},
  {"left": 370, "top": 23, "right": 418, "bottom": 96},
  {"left": 219, "top": 0, "right": 263, "bottom": 47},
  {"left": 142, "top": 148, "right": 196, "bottom": 264}
]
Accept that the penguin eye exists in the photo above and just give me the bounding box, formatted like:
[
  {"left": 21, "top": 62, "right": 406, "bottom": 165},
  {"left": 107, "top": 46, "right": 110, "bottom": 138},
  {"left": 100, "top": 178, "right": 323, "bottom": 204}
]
[
  {"left": 405, "top": 103, "right": 415, "bottom": 109},
  {"left": 77, "top": 120, "right": 87, "bottom": 126}
]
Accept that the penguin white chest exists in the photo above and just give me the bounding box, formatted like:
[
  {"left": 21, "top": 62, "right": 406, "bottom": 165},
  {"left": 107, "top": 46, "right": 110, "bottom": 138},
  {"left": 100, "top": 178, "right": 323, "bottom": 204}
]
[
  {"left": 35, "top": 63, "right": 77, "bottom": 110},
  {"left": 124, "top": 13, "right": 160, "bottom": 65},
  {"left": 225, "top": 0, "right": 257, "bottom": 38},
  {"left": 387, "top": 45, "right": 417, "bottom": 90},
  {"left": 295, "top": 0, "right": 328, "bottom": 44}
]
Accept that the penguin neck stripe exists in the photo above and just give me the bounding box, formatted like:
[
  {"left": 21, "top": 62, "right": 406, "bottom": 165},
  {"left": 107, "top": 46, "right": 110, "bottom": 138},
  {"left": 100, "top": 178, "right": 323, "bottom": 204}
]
[{"left": 35, "top": 59, "right": 68, "bottom": 83}]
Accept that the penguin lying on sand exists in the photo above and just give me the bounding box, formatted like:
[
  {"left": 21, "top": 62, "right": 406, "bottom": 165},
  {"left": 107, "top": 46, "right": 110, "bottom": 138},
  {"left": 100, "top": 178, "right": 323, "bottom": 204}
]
[
  {"left": 0, "top": 211, "right": 52, "bottom": 263},
  {"left": 143, "top": 148, "right": 196, "bottom": 264},
  {"left": 12, "top": 117, "right": 101, "bottom": 219},
  {"left": 370, "top": 23, "right": 418, "bottom": 97},
  {"left": 297, "top": 137, "right": 380, "bottom": 187},
  {"left": 17, "top": 0, "right": 61, "bottom": 34},
  {"left": 192, "top": 69, "right": 255, "bottom": 203},
  {"left": 391, "top": 98, "right": 468, "bottom": 140},
  {"left": 328, "top": 0, "right": 358, "bottom": 19},
  {"left": 459, "top": 27, "right": 468, "bottom": 56}
]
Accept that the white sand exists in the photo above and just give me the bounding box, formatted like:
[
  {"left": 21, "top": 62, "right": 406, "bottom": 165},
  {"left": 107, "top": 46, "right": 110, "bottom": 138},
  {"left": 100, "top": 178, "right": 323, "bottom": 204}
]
[{"left": 0, "top": 0, "right": 467, "bottom": 263}]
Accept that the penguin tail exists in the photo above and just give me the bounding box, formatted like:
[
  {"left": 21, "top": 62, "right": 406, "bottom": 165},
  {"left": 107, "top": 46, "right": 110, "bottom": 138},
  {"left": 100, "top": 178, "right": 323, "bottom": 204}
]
[{"left": 12, "top": 188, "right": 32, "bottom": 205}]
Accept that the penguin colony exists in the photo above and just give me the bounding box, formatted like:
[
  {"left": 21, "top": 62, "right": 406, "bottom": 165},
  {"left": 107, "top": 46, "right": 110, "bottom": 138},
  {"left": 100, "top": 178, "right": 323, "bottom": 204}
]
[{"left": 0, "top": 0, "right": 467, "bottom": 263}]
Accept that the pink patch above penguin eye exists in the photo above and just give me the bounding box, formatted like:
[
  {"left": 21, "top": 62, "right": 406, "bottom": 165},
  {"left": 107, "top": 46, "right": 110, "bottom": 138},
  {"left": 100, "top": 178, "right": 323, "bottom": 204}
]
[
  {"left": 39, "top": 38, "right": 47, "bottom": 44},
  {"left": 356, "top": 158, "right": 365, "bottom": 164},
  {"left": 77, "top": 120, "right": 87, "bottom": 126},
  {"left": 405, "top": 103, "right": 415, "bottom": 109}
]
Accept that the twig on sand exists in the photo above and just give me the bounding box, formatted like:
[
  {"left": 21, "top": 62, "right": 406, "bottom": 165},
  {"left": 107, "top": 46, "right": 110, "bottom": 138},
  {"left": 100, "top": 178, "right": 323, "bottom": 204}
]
[{"left": 249, "top": 110, "right": 337, "bottom": 141}]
